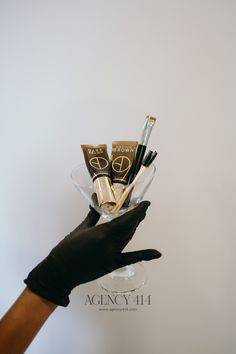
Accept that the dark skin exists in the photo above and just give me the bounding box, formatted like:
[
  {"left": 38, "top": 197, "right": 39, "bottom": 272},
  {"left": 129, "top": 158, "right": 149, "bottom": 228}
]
[{"left": 0, "top": 288, "right": 57, "bottom": 354}]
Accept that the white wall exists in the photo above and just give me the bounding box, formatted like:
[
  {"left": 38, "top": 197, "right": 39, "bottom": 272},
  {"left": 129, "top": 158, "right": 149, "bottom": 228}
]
[{"left": 0, "top": 1, "right": 235, "bottom": 353}]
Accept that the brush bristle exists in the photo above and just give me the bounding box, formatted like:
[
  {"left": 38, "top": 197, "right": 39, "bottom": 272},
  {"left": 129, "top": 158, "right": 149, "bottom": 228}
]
[{"left": 146, "top": 115, "right": 157, "bottom": 122}]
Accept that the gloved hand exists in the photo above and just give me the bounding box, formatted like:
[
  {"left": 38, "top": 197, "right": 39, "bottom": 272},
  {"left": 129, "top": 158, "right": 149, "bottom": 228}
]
[{"left": 24, "top": 201, "right": 161, "bottom": 307}]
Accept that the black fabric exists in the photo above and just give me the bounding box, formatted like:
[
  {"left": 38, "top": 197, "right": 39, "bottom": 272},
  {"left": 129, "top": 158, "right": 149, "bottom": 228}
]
[{"left": 24, "top": 201, "right": 161, "bottom": 306}]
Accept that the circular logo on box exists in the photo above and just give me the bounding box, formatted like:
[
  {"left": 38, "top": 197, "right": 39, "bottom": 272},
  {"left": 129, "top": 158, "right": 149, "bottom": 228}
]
[
  {"left": 89, "top": 157, "right": 108, "bottom": 170},
  {"left": 112, "top": 156, "right": 131, "bottom": 173}
]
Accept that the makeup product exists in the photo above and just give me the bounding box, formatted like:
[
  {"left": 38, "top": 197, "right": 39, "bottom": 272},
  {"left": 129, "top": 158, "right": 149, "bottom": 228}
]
[
  {"left": 111, "top": 141, "right": 138, "bottom": 201},
  {"left": 128, "top": 115, "right": 157, "bottom": 183},
  {"left": 112, "top": 150, "right": 158, "bottom": 213},
  {"left": 81, "top": 144, "right": 116, "bottom": 210}
]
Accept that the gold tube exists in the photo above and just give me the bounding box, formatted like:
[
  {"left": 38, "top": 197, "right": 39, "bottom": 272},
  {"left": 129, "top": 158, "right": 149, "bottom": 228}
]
[
  {"left": 81, "top": 144, "right": 116, "bottom": 209},
  {"left": 111, "top": 141, "right": 138, "bottom": 202}
]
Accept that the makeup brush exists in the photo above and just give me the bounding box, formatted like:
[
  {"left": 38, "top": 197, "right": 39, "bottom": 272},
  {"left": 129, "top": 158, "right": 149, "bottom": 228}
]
[
  {"left": 112, "top": 150, "right": 158, "bottom": 213},
  {"left": 128, "top": 115, "right": 157, "bottom": 183}
]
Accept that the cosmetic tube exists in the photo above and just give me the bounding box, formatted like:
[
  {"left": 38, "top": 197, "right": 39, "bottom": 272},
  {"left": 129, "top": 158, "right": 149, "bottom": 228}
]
[
  {"left": 111, "top": 141, "right": 138, "bottom": 201},
  {"left": 81, "top": 144, "right": 116, "bottom": 209}
]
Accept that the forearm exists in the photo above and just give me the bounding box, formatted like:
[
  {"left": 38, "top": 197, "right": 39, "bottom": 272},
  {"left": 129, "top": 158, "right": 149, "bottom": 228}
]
[{"left": 0, "top": 287, "right": 57, "bottom": 354}]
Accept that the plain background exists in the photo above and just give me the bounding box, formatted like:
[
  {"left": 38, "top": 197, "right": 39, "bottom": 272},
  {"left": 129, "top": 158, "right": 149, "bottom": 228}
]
[{"left": 0, "top": 1, "right": 235, "bottom": 353}]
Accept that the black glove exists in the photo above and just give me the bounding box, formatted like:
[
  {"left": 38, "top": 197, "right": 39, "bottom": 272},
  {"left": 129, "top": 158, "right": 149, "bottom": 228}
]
[{"left": 24, "top": 201, "right": 161, "bottom": 307}]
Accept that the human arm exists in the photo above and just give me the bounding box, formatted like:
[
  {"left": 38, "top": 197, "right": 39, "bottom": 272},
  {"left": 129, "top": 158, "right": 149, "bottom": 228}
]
[
  {"left": 0, "top": 201, "right": 161, "bottom": 353},
  {"left": 0, "top": 287, "right": 57, "bottom": 354}
]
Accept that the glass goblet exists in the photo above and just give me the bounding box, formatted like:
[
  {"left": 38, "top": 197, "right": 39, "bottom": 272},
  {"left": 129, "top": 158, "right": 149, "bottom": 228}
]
[{"left": 71, "top": 163, "right": 156, "bottom": 293}]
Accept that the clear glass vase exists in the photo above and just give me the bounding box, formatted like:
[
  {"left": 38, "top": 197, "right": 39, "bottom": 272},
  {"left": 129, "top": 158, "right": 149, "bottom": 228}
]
[{"left": 71, "top": 163, "right": 156, "bottom": 293}]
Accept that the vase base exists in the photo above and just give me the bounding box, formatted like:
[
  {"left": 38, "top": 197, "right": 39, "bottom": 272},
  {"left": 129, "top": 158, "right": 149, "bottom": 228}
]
[{"left": 97, "top": 263, "right": 147, "bottom": 294}]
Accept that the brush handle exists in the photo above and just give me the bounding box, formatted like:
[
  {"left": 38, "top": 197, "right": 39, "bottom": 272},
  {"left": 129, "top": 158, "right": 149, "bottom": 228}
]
[
  {"left": 140, "top": 115, "right": 156, "bottom": 146},
  {"left": 112, "top": 166, "right": 146, "bottom": 213},
  {"left": 128, "top": 144, "right": 146, "bottom": 183}
]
